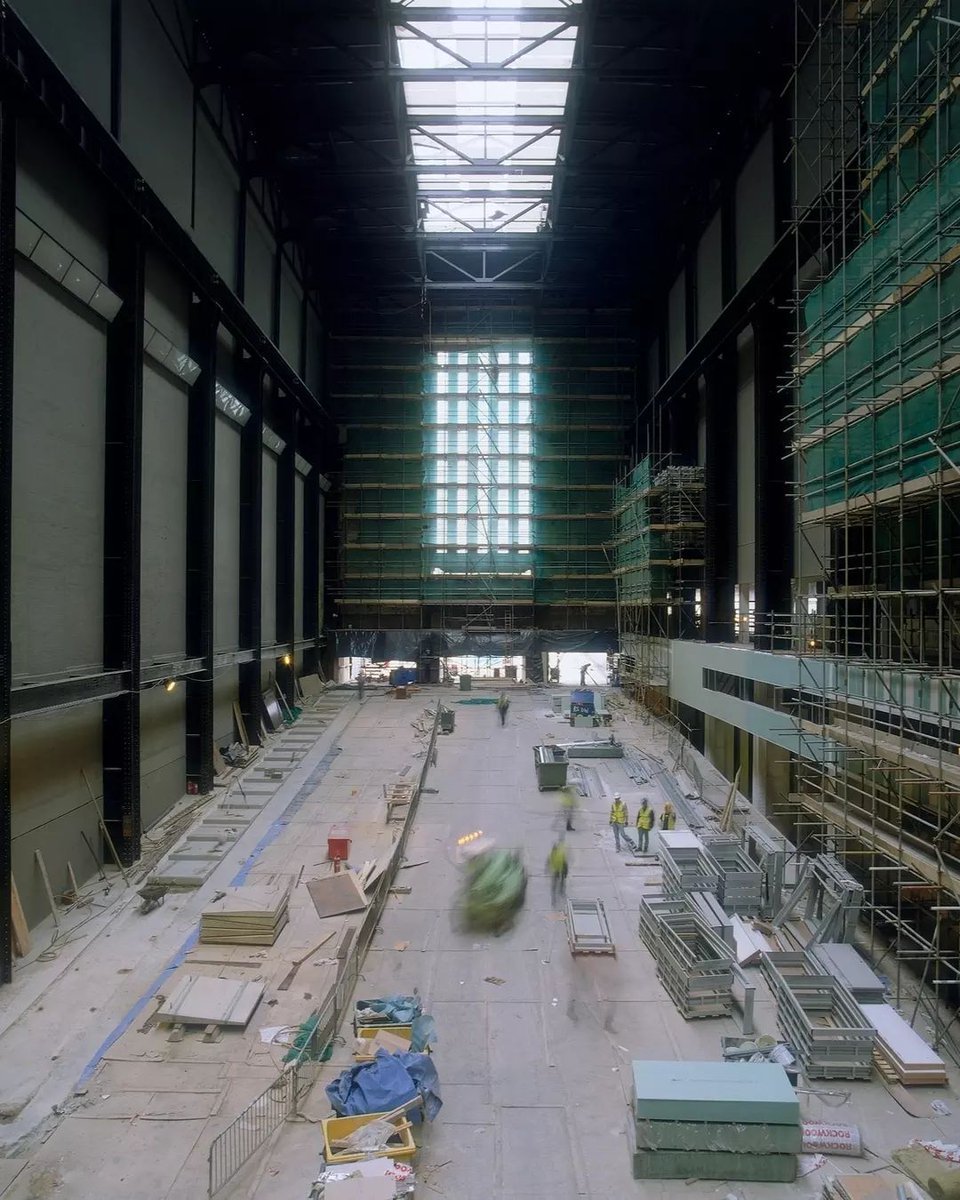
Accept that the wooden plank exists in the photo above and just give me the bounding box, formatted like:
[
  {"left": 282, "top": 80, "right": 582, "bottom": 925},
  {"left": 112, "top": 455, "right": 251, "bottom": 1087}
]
[
  {"left": 306, "top": 871, "right": 368, "bottom": 920},
  {"left": 858, "top": 1003, "right": 946, "bottom": 1076},
  {"left": 34, "top": 850, "right": 61, "bottom": 930},
  {"left": 10, "top": 873, "right": 29, "bottom": 957}
]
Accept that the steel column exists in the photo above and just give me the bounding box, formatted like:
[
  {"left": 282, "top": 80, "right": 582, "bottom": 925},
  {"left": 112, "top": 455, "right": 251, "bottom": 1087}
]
[
  {"left": 102, "top": 218, "right": 144, "bottom": 866},
  {"left": 703, "top": 353, "right": 737, "bottom": 644},
  {"left": 0, "top": 102, "right": 16, "bottom": 984},
  {"left": 302, "top": 462, "right": 321, "bottom": 674},
  {"left": 238, "top": 352, "right": 263, "bottom": 746},
  {"left": 753, "top": 298, "right": 793, "bottom": 647},
  {"left": 275, "top": 405, "right": 297, "bottom": 697},
  {"left": 185, "top": 299, "right": 217, "bottom": 793}
]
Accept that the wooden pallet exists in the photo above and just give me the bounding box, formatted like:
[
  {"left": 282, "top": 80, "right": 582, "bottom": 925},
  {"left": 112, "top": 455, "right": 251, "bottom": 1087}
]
[{"left": 385, "top": 782, "right": 416, "bottom": 822}]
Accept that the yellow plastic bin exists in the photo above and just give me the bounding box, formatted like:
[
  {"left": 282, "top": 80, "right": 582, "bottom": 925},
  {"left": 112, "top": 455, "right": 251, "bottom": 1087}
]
[
  {"left": 321, "top": 1111, "right": 417, "bottom": 1163},
  {"left": 352, "top": 1027, "right": 433, "bottom": 1062}
]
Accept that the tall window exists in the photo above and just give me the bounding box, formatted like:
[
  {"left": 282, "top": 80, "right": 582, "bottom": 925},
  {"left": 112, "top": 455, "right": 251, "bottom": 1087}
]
[{"left": 426, "top": 346, "right": 533, "bottom": 573}]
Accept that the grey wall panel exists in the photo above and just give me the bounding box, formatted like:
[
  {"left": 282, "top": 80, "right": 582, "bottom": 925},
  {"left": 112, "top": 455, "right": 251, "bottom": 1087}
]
[
  {"left": 194, "top": 112, "right": 239, "bottom": 288},
  {"left": 244, "top": 206, "right": 275, "bottom": 335},
  {"left": 261, "top": 449, "right": 278, "bottom": 646},
  {"left": 14, "top": 0, "right": 111, "bottom": 127},
  {"left": 306, "top": 306, "right": 323, "bottom": 393},
  {"left": 294, "top": 473, "right": 304, "bottom": 639},
  {"left": 141, "top": 362, "right": 188, "bottom": 660},
  {"left": 213, "top": 665, "right": 238, "bottom": 745},
  {"left": 12, "top": 270, "right": 106, "bottom": 676},
  {"left": 17, "top": 118, "right": 108, "bottom": 276},
  {"left": 667, "top": 275, "right": 685, "bottom": 375},
  {"left": 647, "top": 342, "right": 659, "bottom": 400},
  {"left": 121, "top": 0, "right": 193, "bottom": 228},
  {"left": 145, "top": 250, "right": 189, "bottom": 348},
  {"left": 279, "top": 263, "right": 301, "bottom": 369},
  {"left": 697, "top": 211, "right": 723, "bottom": 336},
  {"left": 140, "top": 685, "right": 185, "bottom": 830},
  {"left": 735, "top": 126, "right": 776, "bottom": 289},
  {"left": 11, "top": 706, "right": 103, "bottom": 928},
  {"left": 736, "top": 330, "right": 756, "bottom": 599},
  {"left": 318, "top": 492, "right": 325, "bottom": 631},
  {"left": 216, "top": 326, "right": 239, "bottom": 394},
  {"left": 214, "top": 412, "right": 241, "bottom": 652}
]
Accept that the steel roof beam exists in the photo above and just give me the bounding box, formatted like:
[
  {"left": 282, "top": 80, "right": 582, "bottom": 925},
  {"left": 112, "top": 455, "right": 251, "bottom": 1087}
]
[{"left": 388, "top": 6, "right": 586, "bottom": 19}]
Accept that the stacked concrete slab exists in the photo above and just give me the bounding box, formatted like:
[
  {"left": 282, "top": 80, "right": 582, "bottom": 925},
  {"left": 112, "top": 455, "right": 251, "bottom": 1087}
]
[{"left": 630, "top": 1061, "right": 801, "bottom": 1182}]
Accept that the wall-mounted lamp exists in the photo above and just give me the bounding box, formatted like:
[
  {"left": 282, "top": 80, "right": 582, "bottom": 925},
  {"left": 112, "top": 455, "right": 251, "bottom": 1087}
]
[
  {"left": 143, "top": 319, "right": 202, "bottom": 386},
  {"left": 281, "top": 654, "right": 292, "bottom": 667},
  {"left": 164, "top": 679, "right": 178, "bottom": 693},
  {"left": 16, "top": 208, "right": 123, "bottom": 321}
]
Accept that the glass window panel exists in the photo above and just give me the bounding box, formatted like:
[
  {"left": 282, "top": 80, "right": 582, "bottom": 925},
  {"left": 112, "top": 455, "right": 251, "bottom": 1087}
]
[
  {"left": 436, "top": 398, "right": 448, "bottom": 422},
  {"left": 517, "top": 399, "right": 531, "bottom": 422}
]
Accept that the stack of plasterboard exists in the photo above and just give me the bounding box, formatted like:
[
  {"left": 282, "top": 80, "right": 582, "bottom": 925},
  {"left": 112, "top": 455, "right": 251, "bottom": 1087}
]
[
  {"left": 630, "top": 1060, "right": 800, "bottom": 1182},
  {"left": 157, "top": 975, "right": 265, "bottom": 1028},
  {"left": 199, "top": 882, "right": 292, "bottom": 945},
  {"left": 762, "top": 952, "right": 875, "bottom": 1080},
  {"left": 813, "top": 943, "right": 886, "bottom": 1003},
  {"left": 858, "top": 1003, "right": 947, "bottom": 1086}
]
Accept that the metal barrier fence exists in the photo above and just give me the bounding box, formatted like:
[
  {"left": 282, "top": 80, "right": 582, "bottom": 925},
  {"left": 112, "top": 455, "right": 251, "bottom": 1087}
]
[{"left": 207, "top": 702, "right": 443, "bottom": 1196}]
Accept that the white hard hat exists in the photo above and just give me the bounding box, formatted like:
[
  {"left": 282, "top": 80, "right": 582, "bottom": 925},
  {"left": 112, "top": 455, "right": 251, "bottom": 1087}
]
[{"left": 613, "top": 792, "right": 621, "bottom": 800}]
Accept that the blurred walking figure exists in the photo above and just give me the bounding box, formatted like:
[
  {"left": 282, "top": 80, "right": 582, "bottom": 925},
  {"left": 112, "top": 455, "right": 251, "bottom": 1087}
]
[
  {"left": 660, "top": 801, "right": 676, "bottom": 831},
  {"left": 547, "top": 838, "right": 569, "bottom": 906},
  {"left": 635, "top": 798, "right": 655, "bottom": 853},
  {"left": 609, "top": 792, "right": 629, "bottom": 851},
  {"left": 356, "top": 672, "right": 365, "bottom": 701},
  {"left": 560, "top": 785, "right": 578, "bottom": 831},
  {"left": 496, "top": 691, "right": 510, "bottom": 726}
]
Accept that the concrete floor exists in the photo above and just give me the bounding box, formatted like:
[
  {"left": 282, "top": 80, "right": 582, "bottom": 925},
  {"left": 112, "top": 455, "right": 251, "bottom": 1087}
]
[{"left": 2, "top": 686, "right": 958, "bottom": 1200}]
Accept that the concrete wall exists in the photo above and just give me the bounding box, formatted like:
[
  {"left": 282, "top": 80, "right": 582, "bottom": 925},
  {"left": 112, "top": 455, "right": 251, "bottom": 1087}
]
[
  {"left": 667, "top": 274, "right": 685, "bottom": 374},
  {"left": 735, "top": 126, "right": 776, "bottom": 289},
  {"left": 294, "top": 473, "right": 305, "bottom": 639},
  {"left": 10, "top": 707, "right": 103, "bottom": 928},
  {"left": 140, "top": 686, "right": 186, "bottom": 829},
  {"left": 13, "top": 0, "right": 112, "bottom": 128},
  {"left": 697, "top": 211, "right": 723, "bottom": 335}
]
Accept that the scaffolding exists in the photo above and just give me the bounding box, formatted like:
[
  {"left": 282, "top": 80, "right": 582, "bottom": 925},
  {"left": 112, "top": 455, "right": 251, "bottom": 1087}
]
[
  {"left": 611, "top": 456, "right": 705, "bottom": 711},
  {"left": 778, "top": 0, "right": 960, "bottom": 1031}
]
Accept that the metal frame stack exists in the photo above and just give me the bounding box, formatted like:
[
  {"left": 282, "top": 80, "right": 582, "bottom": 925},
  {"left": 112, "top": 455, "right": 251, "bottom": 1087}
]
[
  {"left": 773, "top": 854, "right": 863, "bottom": 946},
  {"left": 703, "top": 835, "right": 764, "bottom": 915},
  {"left": 689, "top": 890, "right": 733, "bottom": 948},
  {"left": 639, "top": 896, "right": 733, "bottom": 1019},
  {"left": 761, "top": 951, "right": 875, "bottom": 1080},
  {"left": 811, "top": 943, "right": 886, "bottom": 1004},
  {"left": 658, "top": 830, "right": 722, "bottom": 896},
  {"left": 741, "top": 824, "right": 793, "bottom": 918}
]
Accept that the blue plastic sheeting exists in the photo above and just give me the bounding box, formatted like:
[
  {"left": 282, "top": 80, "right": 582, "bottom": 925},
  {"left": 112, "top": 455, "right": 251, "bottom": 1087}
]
[
  {"left": 357, "top": 994, "right": 422, "bottom": 1024},
  {"left": 326, "top": 1051, "right": 442, "bottom": 1122},
  {"left": 410, "top": 1014, "right": 437, "bottom": 1052}
]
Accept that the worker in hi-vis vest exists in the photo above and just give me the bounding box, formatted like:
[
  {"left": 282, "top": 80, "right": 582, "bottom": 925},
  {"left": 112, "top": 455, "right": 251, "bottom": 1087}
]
[
  {"left": 660, "top": 801, "right": 676, "bottom": 831},
  {"left": 609, "top": 793, "right": 628, "bottom": 851},
  {"left": 635, "top": 798, "right": 655, "bottom": 853}
]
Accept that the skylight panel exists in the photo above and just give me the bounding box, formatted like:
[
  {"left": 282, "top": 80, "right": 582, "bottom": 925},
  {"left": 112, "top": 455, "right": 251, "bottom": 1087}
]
[
  {"left": 411, "top": 126, "right": 560, "bottom": 166},
  {"left": 403, "top": 80, "right": 568, "bottom": 118},
  {"left": 403, "top": 0, "right": 581, "bottom": 7},
  {"left": 396, "top": 22, "right": 576, "bottom": 70},
  {"left": 417, "top": 172, "right": 554, "bottom": 191},
  {"left": 422, "top": 198, "right": 548, "bottom": 232}
]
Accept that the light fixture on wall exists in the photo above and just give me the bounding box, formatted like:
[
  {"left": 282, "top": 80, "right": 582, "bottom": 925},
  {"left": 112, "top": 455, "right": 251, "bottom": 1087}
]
[
  {"left": 143, "top": 320, "right": 202, "bottom": 386},
  {"left": 281, "top": 654, "right": 292, "bottom": 667},
  {"left": 164, "top": 679, "right": 178, "bottom": 693},
  {"left": 294, "top": 453, "right": 312, "bottom": 477},
  {"left": 15, "top": 208, "right": 123, "bottom": 321},
  {"left": 262, "top": 426, "right": 286, "bottom": 456},
  {"left": 214, "top": 382, "right": 251, "bottom": 428}
]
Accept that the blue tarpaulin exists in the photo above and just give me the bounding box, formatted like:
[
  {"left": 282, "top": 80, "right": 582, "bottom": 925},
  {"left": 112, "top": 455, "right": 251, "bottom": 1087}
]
[
  {"left": 355, "top": 994, "right": 422, "bottom": 1025},
  {"left": 325, "top": 1051, "right": 442, "bottom": 1122}
]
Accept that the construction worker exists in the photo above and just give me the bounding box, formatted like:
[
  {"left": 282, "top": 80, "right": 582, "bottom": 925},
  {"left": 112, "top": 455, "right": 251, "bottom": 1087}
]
[
  {"left": 635, "top": 798, "right": 655, "bottom": 853},
  {"left": 356, "top": 671, "right": 365, "bottom": 701},
  {"left": 609, "top": 792, "right": 629, "bottom": 851},
  {"left": 547, "top": 837, "right": 569, "bottom": 906},
  {"left": 496, "top": 691, "right": 510, "bottom": 726},
  {"left": 660, "top": 801, "right": 676, "bottom": 831},
  {"left": 559, "top": 785, "right": 578, "bottom": 831}
]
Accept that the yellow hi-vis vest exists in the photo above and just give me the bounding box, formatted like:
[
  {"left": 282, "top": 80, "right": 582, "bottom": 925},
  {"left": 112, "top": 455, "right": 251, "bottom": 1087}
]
[
  {"left": 636, "top": 805, "right": 654, "bottom": 831},
  {"left": 548, "top": 843, "right": 568, "bottom": 874},
  {"left": 609, "top": 800, "right": 627, "bottom": 825}
]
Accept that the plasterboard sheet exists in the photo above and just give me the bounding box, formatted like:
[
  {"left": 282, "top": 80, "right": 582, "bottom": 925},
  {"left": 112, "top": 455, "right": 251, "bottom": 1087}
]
[
  {"left": 659, "top": 830, "right": 704, "bottom": 851},
  {"left": 632, "top": 1061, "right": 800, "bottom": 1125},
  {"left": 306, "top": 870, "right": 368, "bottom": 919},
  {"left": 157, "top": 974, "right": 264, "bottom": 1027},
  {"left": 858, "top": 1005, "right": 945, "bottom": 1068},
  {"left": 151, "top": 858, "right": 217, "bottom": 887}
]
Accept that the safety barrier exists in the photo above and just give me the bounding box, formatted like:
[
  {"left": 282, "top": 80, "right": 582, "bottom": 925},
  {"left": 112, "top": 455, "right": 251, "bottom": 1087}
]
[{"left": 207, "top": 701, "right": 442, "bottom": 1196}]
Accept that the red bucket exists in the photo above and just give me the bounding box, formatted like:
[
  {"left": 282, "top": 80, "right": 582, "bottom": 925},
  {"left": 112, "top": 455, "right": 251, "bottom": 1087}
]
[{"left": 328, "top": 836, "right": 351, "bottom": 862}]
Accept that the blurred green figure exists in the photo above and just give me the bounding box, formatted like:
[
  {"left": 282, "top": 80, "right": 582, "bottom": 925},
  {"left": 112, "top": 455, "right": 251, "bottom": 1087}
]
[
  {"left": 547, "top": 838, "right": 569, "bottom": 906},
  {"left": 559, "top": 785, "right": 577, "bottom": 831}
]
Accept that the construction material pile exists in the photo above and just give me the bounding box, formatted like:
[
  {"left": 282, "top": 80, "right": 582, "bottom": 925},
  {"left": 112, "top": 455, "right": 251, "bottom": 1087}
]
[
  {"left": 638, "top": 896, "right": 733, "bottom": 1019},
  {"left": 199, "top": 882, "right": 291, "bottom": 945},
  {"left": 629, "top": 1060, "right": 800, "bottom": 1182},
  {"left": 459, "top": 849, "right": 527, "bottom": 933},
  {"left": 859, "top": 1003, "right": 947, "bottom": 1086}
]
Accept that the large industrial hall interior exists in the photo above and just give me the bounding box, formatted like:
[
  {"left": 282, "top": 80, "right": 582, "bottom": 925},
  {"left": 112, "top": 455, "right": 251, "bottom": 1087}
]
[{"left": 4, "top": 1, "right": 960, "bottom": 1197}]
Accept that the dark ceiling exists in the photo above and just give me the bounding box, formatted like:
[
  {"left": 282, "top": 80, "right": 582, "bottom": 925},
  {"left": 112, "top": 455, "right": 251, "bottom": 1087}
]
[{"left": 187, "top": 1, "right": 796, "bottom": 321}]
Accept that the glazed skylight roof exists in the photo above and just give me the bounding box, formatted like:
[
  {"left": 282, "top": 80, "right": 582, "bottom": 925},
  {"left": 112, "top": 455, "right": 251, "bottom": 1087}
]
[{"left": 392, "top": 3, "right": 581, "bottom": 237}]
